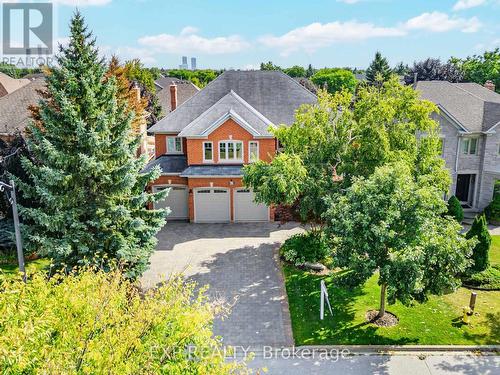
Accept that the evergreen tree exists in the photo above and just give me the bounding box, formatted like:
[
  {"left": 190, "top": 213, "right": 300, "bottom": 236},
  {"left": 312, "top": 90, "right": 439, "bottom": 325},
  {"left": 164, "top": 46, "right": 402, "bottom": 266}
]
[
  {"left": 466, "top": 214, "right": 491, "bottom": 272},
  {"left": 447, "top": 195, "right": 464, "bottom": 223},
  {"left": 366, "top": 51, "right": 392, "bottom": 84},
  {"left": 306, "top": 64, "right": 315, "bottom": 78},
  {"left": 17, "top": 13, "right": 166, "bottom": 278}
]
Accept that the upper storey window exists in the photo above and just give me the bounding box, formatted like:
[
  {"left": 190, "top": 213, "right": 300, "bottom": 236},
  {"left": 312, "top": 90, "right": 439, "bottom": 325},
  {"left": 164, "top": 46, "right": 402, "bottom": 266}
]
[
  {"left": 167, "top": 136, "right": 183, "bottom": 154},
  {"left": 462, "top": 138, "right": 478, "bottom": 155},
  {"left": 219, "top": 141, "right": 243, "bottom": 162}
]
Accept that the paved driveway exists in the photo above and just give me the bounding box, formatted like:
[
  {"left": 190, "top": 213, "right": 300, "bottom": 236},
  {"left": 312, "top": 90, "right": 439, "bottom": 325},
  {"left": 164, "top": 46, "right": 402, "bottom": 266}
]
[{"left": 141, "top": 222, "right": 304, "bottom": 348}]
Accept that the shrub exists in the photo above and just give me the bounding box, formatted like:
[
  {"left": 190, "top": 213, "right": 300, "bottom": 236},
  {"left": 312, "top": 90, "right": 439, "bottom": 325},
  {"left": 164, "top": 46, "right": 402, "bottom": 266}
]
[
  {"left": 0, "top": 268, "right": 246, "bottom": 374},
  {"left": 447, "top": 195, "right": 464, "bottom": 222},
  {"left": 280, "top": 232, "right": 331, "bottom": 266},
  {"left": 466, "top": 214, "right": 491, "bottom": 272},
  {"left": 462, "top": 265, "right": 500, "bottom": 290},
  {"left": 484, "top": 181, "right": 500, "bottom": 224}
]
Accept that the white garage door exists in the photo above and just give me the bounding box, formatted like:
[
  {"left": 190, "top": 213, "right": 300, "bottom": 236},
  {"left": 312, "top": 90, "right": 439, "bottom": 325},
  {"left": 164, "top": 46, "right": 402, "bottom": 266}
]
[
  {"left": 234, "top": 189, "right": 269, "bottom": 222},
  {"left": 194, "top": 188, "right": 230, "bottom": 223},
  {"left": 153, "top": 185, "right": 188, "bottom": 220}
]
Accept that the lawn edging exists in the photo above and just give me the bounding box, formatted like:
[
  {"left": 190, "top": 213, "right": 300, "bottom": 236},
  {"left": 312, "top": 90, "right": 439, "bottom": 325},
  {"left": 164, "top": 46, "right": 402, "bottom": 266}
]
[{"left": 293, "top": 344, "right": 500, "bottom": 355}]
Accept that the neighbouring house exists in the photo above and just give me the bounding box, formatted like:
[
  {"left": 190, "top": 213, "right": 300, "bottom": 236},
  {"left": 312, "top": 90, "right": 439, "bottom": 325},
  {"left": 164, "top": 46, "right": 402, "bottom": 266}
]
[
  {"left": 146, "top": 70, "right": 317, "bottom": 223},
  {"left": 416, "top": 80, "right": 500, "bottom": 211},
  {"left": 0, "top": 78, "right": 45, "bottom": 141},
  {"left": 154, "top": 76, "right": 200, "bottom": 114},
  {"left": 0, "top": 72, "right": 30, "bottom": 98}
]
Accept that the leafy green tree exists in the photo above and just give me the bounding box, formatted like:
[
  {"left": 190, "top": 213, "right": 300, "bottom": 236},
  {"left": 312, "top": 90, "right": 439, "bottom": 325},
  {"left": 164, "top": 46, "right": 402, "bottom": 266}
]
[
  {"left": 466, "top": 214, "right": 491, "bottom": 272},
  {"left": 260, "top": 61, "right": 282, "bottom": 71},
  {"left": 484, "top": 181, "right": 500, "bottom": 223},
  {"left": 16, "top": 13, "right": 166, "bottom": 278},
  {"left": 366, "top": 51, "right": 392, "bottom": 84},
  {"left": 0, "top": 268, "right": 246, "bottom": 373},
  {"left": 126, "top": 59, "right": 156, "bottom": 93},
  {"left": 310, "top": 68, "right": 357, "bottom": 94},
  {"left": 404, "top": 58, "right": 463, "bottom": 84},
  {"left": 244, "top": 90, "right": 355, "bottom": 229},
  {"left": 345, "top": 77, "right": 450, "bottom": 191},
  {"left": 284, "top": 65, "right": 306, "bottom": 77},
  {"left": 325, "top": 163, "right": 474, "bottom": 318},
  {"left": 162, "top": 69, "right": 220, "bottom": 88},
  {"left": 452, "top": 49, "right": 500, "bottom": 93},
  {"left": 447, "top": 195, "right": 464, "bottom": 223}
]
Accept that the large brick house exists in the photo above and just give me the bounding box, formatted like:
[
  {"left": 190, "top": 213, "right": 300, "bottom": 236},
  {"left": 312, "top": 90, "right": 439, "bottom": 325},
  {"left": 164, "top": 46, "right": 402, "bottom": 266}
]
[
  {"left": 416, "top": 80, "right": 500, "bottom": 211},
  {"left": 145, "top": 70, "right": 317, "bottom": 223}
]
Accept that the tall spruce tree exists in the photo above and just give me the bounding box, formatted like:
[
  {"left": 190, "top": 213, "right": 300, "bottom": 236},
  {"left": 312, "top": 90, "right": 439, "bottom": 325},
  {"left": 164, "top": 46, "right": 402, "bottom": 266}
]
[
  {"left": 366, "top": 51, "right": 392, "bottom": 85},
  {"left": 17, "top": 13, "right": 166, "bottom": 278}
]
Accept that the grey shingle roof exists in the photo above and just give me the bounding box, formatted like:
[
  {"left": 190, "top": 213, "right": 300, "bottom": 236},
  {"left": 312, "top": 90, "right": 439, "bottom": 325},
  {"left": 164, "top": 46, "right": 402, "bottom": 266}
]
[
  {"left": 0, "top": 78, "right": 45, "bottom": 136},
  {"left": 0, "top": 72, "right": 30, "bottom": 98},
  {"left": 178, "top": 90, "right": 274, "bottom": 137},
  {"left": 154, "top": 76, "right": 185, "bottom": 90},
  {"left": 155, "top": 81, "right": 199, "bottom": 114},
  {"left": 180, "top": 165, "right": 243, "bottom": 177},
  {"left": 143, "top": 155, "right": 188, "bottom": 174},
  {"left": 149, "top": 70, "right": 317, "bottom": 134},
  {"left": 416, "top": 81, "right": 500, "bottom": 132}
]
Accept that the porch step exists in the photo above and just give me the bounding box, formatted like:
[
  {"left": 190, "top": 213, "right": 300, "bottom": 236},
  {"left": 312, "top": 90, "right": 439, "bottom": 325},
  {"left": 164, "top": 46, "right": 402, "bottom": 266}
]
[{"left": 462, "top": 210, "right": 480, "bottom": 225}]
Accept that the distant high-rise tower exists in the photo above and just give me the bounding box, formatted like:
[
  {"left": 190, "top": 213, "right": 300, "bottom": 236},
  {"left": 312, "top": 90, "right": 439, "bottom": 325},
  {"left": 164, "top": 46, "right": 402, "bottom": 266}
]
[
  {"left": 191, "top": 57, "right": 197, "bottom": 70},
  {"left": 179, "top": 56, "right": 189, "bottom": 69}
]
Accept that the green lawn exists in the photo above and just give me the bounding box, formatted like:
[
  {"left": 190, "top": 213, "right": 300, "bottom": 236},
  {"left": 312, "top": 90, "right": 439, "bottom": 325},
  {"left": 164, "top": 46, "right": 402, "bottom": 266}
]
[
  {"left": 491, "top": 235, "right": 500, "bottom": 266},
  {"left": 0, "top": 258, "right": 50, "bottom": 277},
  {"left": 284, "top": 263, "right": 500, "bottom": 345}
]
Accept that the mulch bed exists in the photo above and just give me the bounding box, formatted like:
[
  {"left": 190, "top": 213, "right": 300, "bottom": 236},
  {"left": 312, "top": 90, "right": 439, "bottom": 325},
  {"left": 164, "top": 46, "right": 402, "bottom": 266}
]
[{"left": 365, "top": 310, "right": 399, "bottom": 327}]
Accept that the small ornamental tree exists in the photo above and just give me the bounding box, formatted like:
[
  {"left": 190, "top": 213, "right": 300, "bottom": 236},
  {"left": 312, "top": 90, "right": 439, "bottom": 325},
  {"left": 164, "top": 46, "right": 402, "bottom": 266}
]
[
  {"left": 16, "top": 13, "right": 167, "bottom": 278},
  {"left": 466, "top": 214, "right": 491, "bottom": 272},
  {"left": 325, "top": 163, "right": 474, "bottom": 319},
  {"left": 366, "top": 51, "right": 392, "bottom": 84},
  {"left": 447, "top": 195, "right": 464, "bottom": 223}
]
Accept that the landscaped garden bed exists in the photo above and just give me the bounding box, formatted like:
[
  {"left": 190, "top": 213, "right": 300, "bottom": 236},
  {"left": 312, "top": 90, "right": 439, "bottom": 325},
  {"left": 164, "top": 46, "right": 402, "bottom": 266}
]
[{"left": 282, "top": 235, "right": 500, "bottom": 345}]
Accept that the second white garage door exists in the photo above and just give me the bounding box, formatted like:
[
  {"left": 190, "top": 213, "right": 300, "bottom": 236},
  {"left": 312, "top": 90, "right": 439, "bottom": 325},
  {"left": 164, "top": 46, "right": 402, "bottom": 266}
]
[
  {"left": 194, "top": 188, "right": 230, "bottom": 223},
  {"left": 153, "top": 185, "right": 189, "bottom": 220},
  {"left": 234, "top": 189, "right": 269, "bottom": 222}
]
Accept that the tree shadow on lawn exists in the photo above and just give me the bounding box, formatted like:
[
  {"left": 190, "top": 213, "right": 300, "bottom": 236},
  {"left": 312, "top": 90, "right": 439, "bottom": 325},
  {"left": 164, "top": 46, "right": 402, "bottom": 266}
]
[
  {"left": 285, "top": 267, "right": 415, "bottom": 346},
  {"left": 459, "top": 312, "right": 500, "bottom": 345}
]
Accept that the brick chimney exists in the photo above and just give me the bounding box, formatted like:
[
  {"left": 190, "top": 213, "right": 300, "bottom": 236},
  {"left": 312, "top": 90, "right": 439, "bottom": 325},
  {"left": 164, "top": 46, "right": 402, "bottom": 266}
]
[
  {"left": 170, "top": 82, "right": 178, "bottom": 111},
  {"left": 484, "top": 80, "right": 495, "bottom": 91}
]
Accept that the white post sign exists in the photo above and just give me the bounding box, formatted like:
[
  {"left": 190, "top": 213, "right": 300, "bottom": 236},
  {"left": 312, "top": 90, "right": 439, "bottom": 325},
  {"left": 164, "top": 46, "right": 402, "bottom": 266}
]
[{"left": 320, "top": 280, "right": 333, "bottom": 320}]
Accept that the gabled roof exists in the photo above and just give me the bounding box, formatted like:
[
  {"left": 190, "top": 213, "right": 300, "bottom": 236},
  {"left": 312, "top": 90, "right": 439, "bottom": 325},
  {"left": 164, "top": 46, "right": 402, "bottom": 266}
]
[
  {"left": 0, "top": 72, "right": 30, "bottom": 98},
  {"left": 149, "top": 70, "right": 317, "bottom": 134},
  {"left": 178, "top": 90, "right": 274, "bottom": 138},
  {"left": 416, "top": 81, "right": 500, "bottom": 133},
  {"left": 154, "top": 75, "right": 185, "bottom": 90},
  {"left": 155, "top": 80, "right": 199, "bottom": 114},
  {"left": 0, "top": 78, "right": 45, "bottom": 136}
]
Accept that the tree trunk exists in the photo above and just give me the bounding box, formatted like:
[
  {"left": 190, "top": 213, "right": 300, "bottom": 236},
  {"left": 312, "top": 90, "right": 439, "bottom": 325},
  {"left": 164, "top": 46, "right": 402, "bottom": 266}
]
[{"left": 378, "top": 283, "right": 387, "bottom": 319}]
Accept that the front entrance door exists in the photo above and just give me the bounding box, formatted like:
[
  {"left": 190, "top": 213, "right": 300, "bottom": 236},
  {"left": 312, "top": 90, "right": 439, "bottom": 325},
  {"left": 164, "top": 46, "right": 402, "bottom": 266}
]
[{"left": 456, "top": 174, "right": 475, "bottom": 206}]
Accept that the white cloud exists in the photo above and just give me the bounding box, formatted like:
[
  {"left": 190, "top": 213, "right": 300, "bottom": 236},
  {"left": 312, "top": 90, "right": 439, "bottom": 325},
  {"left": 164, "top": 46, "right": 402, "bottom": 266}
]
[
  {"left": 114, "top": 46, "right": 157, "bottom": 64},
  {"left": 51, "top": 0, "right": 112, "bottom": 6},
  {"left": 138, "top": 29, "right": 249, "bottom": 55},
  {"left": 452, "top": 0, "right": 486, "bottom": 11},
  {"left": 404, "top": 12, "right": 481, "bottom": 33},
  {"left": 258, "top": 21, "right": 405, "bottom": 56}
]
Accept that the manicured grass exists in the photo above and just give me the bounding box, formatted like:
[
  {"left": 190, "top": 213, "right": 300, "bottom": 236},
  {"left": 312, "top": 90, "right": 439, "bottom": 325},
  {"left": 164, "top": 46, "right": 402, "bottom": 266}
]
[
  {"left": 284, "top": 264, "right": 500, "bottom": 345},
  {"left": 0, "top": 258, "right": 50, "bottom": 277},
  {"left": 491, "top": 235, "right": 500, "bottom": 266}
]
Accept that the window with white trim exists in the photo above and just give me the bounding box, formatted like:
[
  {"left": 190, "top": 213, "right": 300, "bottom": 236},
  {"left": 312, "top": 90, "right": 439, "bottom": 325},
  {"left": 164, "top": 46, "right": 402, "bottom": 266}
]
[
  {"left": 219, "top": 141, "right": 243, "bottom": 162},
  {"left": 167, "top": 136, "right": 183, "bottom": 154},
  {"left": 249, "top": 141, "right": 259, "bottom": 162},
  {"left": 462, "top": 137, "right": 478, "bottom": 155},
  {"left": 203, "top": 142, "right": 213, "bottom": 162}
]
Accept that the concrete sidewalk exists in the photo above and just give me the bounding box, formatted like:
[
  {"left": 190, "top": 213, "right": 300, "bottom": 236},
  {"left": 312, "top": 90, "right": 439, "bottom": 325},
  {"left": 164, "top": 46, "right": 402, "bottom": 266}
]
[{"left": 246, "top": 352, "right": 499, "bottom": 374}]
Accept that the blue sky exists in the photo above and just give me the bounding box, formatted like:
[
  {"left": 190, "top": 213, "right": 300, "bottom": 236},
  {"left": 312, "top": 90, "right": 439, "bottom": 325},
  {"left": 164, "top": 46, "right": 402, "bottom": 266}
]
[{"left": 4, "top": 0, "right": 500, "bottom": 69}]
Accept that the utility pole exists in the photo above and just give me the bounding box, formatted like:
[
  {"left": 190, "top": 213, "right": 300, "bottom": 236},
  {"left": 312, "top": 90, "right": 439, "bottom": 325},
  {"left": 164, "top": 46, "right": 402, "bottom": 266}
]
[{"left": 0, "top": 180, "right": 25, "bottom": 282}]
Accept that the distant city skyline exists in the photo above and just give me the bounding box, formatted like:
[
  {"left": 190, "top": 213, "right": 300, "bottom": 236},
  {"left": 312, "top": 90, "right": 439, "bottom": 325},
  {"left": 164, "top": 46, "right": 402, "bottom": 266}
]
[{"left": 4, "top": 0, "right": 500, "bottom": 69}]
